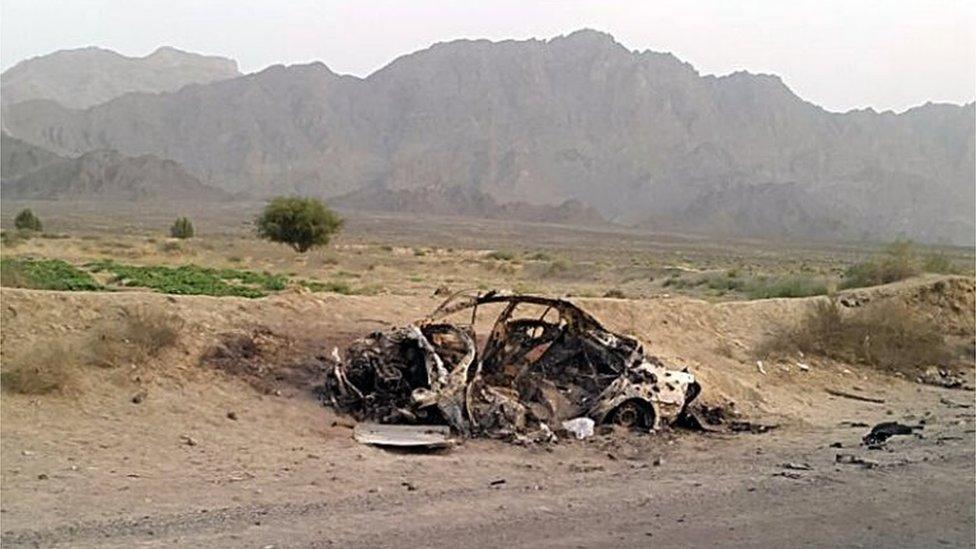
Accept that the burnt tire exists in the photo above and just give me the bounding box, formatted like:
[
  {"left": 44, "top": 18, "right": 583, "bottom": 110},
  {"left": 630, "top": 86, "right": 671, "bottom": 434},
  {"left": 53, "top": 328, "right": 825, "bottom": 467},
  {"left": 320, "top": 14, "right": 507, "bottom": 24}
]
[{"left": 607, "top": 399, "right": 655, "bottom": 429}]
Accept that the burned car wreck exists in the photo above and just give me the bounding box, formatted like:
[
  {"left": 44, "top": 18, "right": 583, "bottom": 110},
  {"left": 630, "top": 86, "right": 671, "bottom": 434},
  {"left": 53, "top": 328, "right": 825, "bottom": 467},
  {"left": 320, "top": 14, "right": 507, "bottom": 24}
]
[{"left": 322, "top": 292, "right": 701, "bottom": 441}]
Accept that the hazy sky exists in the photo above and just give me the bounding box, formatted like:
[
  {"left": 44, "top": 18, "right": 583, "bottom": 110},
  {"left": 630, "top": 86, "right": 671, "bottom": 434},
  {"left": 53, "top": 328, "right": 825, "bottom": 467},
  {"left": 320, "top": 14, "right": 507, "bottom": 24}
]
[{"left": 2, "top": 0, "right": 973, "bottom": 113}]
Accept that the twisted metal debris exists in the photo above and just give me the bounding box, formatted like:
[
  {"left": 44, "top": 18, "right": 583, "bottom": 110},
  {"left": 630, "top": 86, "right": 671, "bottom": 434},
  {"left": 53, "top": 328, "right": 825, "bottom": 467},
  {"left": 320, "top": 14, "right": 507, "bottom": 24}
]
[{"left": 322, "top": 291, "right": 700, "bottom": 440}]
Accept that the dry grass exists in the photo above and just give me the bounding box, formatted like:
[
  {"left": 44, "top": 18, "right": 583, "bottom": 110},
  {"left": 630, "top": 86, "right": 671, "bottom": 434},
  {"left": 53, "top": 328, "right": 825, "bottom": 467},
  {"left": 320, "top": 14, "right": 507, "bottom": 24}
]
[
  {"left": 88, "top": 306, "right": 182, "bottom": 367},
  {"left": 1, "top": 341, "right": 81, "bottom": 395},
  {"left": 759, "top": 298, "right": 953, "bottom": 374},
  {"left": 1, "top": 305, "right": 183, "bottom": 395}
]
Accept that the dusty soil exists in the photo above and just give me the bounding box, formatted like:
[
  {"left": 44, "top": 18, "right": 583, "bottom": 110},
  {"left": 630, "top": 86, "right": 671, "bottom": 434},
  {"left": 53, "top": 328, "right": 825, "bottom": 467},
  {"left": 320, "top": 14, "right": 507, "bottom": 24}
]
[{"left": 1, "top": 277, "right": 974, "bottom": 548}]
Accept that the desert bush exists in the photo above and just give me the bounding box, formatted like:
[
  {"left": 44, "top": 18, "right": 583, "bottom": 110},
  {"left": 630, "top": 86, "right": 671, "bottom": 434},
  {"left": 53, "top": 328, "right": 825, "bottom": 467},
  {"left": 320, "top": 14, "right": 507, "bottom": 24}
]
[
  {"left": 543, "top": 258, "right": 571, "bottom": 277},
  {"left": 603, "top": 288, "right": 627, "bottom": 299},
  {"left": 88, "top": 307, "right": 182, "bottom": 367},
  {"left": 922, "top": 252, "right": 957, "bottom": 274},
  {"left": 169, "top": 217, "right": 195, "bottom": 239},
  {"left": 841, "top": 239, "right": 920, "bottom": 289},
  {"left": 158, "top": 240, "right": 184, "bottom": 253},
  {"left": 1, "top": 230, "right": 28, "bottom": 247},
  {"left": 1, "top": 341, "right": 79, "bottom": 394},
  {"left": 760, "top": 298, "right": 951, "bottom": 373},
  {"left": 486, "top": 250, "right": 516, "bottom": 261},
  {"left": 13, "top": 209, "right": 42, "bottom": 232},
  {"left": 301, "top": 279, "right": 354, "bottom": 294},
  {"left": 0, "top": 258, "right": 102, "bottom": 291},
  {"left": 745, "top": 276, "right": 828, "bottom": 299},
  {"left": 256, "top": 196, "right": 342, "bottom": 253}
]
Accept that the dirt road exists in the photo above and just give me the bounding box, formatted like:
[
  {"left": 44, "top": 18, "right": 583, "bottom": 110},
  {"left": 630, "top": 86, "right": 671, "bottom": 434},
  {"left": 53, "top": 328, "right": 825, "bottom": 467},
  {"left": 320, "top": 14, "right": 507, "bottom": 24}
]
[{"left": 2, "top": 411, "right": 973, "bottom": 548}]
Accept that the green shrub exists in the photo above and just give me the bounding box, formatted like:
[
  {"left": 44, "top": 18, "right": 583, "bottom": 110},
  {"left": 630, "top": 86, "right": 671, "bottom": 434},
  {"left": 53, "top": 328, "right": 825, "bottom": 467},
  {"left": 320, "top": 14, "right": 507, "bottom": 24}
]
[
  {"left": 841, "top": 239, "right": 919, "bottom": 289},
  {"left": 169, "top": 217, "right": 195, "bottom": 239},
  {"left": 745, "top": 276, "right": 828, "bottom": 299},
  {"left": 13, "top": 209, "right": 42, "bottom": 232},
  {"left": 256, "top": 196, "right": 343, "bottom": 253},
  {"left": 0, "top": 258, "right": 102, "bottom": 291}
]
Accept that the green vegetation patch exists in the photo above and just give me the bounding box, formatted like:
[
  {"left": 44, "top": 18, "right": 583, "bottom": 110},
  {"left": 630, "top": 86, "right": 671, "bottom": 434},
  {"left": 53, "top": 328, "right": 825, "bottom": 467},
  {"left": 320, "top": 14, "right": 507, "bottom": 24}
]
[
  {"left": 663, "top": 270, "right": 827, "bottom": 299},
  {"left": 0, "top": 258, "right": 103, "bottom": 291},
  {"left": 87, "top": 260, "right": 285, "bottom": 298}
]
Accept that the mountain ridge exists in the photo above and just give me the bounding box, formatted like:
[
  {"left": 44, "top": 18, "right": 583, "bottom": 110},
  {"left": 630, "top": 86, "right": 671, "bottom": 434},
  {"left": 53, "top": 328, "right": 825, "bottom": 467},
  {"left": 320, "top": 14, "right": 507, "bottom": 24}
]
[
  {"left": 3, "top": 31, "right": 972, "bottom": 244},
  {"left": 1, "top": 46, "right": 240, "bottom": 109}
]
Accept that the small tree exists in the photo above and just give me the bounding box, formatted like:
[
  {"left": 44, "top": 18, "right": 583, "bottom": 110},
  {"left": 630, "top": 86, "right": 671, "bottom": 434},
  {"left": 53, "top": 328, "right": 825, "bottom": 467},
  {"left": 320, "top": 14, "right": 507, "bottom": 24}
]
[
  {"left": 256, "top": 196, "right": 342, "bottom": 253},
  {"left": 169, "top": 217, "right": 194, "bottom": 239},
  {"left": 13, "top": 209, "right": 42, "bottom": 232}
]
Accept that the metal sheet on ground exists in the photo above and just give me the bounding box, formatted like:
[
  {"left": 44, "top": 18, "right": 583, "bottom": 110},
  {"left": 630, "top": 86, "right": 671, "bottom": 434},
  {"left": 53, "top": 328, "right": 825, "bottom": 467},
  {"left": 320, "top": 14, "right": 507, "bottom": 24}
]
[{"left": 353, "top": 423, "right": 454, "bottom": 448}]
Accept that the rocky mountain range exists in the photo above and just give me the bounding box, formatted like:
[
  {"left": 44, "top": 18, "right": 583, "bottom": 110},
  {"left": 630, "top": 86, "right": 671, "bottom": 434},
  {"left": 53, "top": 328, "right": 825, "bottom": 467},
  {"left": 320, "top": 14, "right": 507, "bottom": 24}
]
[
  {"left": 1, "top": 133, "right": 229, "bottom": 201},
  {"left": 2, "top": 30, "right": 973, "bottom": 244},
  {"left": 1, "top": 46, "right": 239, "bottom": 109}
]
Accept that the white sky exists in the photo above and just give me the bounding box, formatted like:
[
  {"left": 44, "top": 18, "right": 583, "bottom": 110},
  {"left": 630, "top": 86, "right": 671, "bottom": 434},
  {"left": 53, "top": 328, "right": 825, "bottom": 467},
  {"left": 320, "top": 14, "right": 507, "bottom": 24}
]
[{"left": 1, "top": 0, "right": 973, "bottom": 113}]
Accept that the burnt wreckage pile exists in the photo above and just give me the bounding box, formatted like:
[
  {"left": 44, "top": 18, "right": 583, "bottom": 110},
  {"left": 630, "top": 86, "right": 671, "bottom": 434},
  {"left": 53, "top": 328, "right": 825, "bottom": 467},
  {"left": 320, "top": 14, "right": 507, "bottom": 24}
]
[{"left": 322, "top": 292, "right": 701, "bottom": 440}]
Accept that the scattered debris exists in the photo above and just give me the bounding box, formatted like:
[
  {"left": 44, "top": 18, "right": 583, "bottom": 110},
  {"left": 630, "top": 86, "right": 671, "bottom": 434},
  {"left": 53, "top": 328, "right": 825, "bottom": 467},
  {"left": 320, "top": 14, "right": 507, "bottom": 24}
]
[
  {"left": 773, "top": 471, "right": 804, "bottom": 480},
  {"left": 728, "top": 421, "right": 777, "bottom": 434},
  {"left": 131, "top": 391, "right": 147, "bottom": 404},
  {"left": 917, "top": 367, "right": 970, "bottom": 390},
  {"left": 489, "top": 478, "right": 506, "bottom": 486},
  {"left": 781, "top": 462, "right": 812, "bottom": 471},
  {"left": 180, "top": 435, "right": 198, "bottom": 447},
  {"left": 862, "top": 422, "right": 917, "bottom": 445},
  {"left": 352, "top": 423, "right": 454, "bottom": 449},
  {"left": 323, "top": 292, "right": 701, "bottom": 441},
  {"left": 940, "top": 397, "right": 972, "bottom": 409},
  {"left": 836, "top": 453, "right": 879, "bottom": 468},
  {"left": 825, "top": 388, "right": 886, "bottom": 404},
  {"left": 561, "top": 417, "right": 595, "bottom": 440},
  {"left": 796, "top": 362, "right": 810, "bottom": 372},
  {"left": 756, "top": 360, "right": 767, "bottom": 375},
  {"left": 226, "top": 411, "right": 238, "bottom": 421}
]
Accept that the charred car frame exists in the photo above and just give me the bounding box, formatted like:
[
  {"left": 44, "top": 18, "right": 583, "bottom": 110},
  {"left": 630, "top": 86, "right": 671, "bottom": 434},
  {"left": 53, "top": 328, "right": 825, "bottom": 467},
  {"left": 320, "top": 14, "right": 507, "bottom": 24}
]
[{"left": 323, "top": 292, "right": 701, "bottom": 440}]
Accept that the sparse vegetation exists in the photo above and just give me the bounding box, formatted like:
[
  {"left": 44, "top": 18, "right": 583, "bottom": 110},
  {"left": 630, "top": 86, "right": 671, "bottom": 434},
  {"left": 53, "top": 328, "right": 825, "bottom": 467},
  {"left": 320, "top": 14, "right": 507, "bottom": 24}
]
[
  {"left": 760, "top": 298, "right": 952, "bottom": 373},
  {"left": 256, "top": 196, "right": 343, "bottom": 253},
  {"left": 0, "top": 258, "right": 103, "bottom": 291},
  {"left": 87, "top": 260, "right": 285, "bottom": 298},
  {"left": 662, "top": 270, "right": 827, "bottom": 299},
  {"left": 88, "top": 306, "right": 182, "bottom": 367},
  {"left": 14, "top": 208, "right": 42, "bottom": 232},
  {"left": 0, "top": 230, "right": 30, "bottom": 247},
  {"left": 1, "top": 306, "right": 182, "bottom": 394},
  {"left": 169, "top": 217, "right": 195, "bottom": 239},
  {"left": 486, "top": 250, "right": 516, "bottom": 261},
  {"left": 301, "top": 279, "right": 353, "bottom": 294},
  {"left": 1, "top": 341, "right": 80, "bottom": 395},
  {"left": 840, "top": 239, "right": 928, "bottom": 289},
  {"left": 745, "top": 275, "right": 829, "bottom": 299}
]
